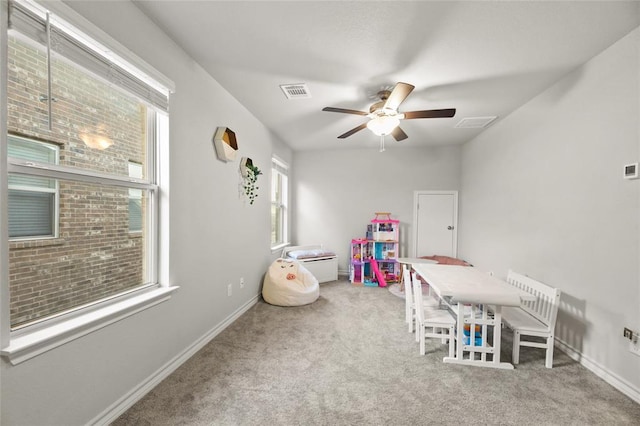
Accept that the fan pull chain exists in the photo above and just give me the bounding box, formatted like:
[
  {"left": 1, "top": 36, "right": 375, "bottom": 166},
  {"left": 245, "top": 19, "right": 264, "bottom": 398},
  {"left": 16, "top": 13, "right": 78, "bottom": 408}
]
[{"left": 379, "top": 135, "right": 386, "bottom": 152}]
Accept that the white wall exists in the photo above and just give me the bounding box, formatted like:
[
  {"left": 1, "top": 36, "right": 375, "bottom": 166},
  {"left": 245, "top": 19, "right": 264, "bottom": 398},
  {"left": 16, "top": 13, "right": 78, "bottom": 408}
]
[
  {"left": 293, "top": 146, "right": 461, "bottom": 272},
  {"left": 459, "top": 28, "right": 640, "bottom": 396},
  {"left": 0, "top": 1, "right": 291, "bottom": 424}
]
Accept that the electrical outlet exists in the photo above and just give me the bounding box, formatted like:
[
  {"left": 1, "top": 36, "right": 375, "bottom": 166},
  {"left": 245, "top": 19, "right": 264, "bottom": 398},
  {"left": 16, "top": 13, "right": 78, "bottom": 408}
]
[
  {"left": 227, "top": 283, "right": 232, "bottom": 297},
  {"left": 240, "top": 277, "right": 244, "bottom": 289},
  {"left": 624, "top": 327, "right": 640, "bottom": 357}
]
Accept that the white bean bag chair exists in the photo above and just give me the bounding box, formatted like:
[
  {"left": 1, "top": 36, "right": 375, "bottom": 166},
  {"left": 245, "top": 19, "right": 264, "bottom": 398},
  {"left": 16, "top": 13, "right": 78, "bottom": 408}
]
[{"left": 262, "top": 258, "right": 319, "bottom": 306}]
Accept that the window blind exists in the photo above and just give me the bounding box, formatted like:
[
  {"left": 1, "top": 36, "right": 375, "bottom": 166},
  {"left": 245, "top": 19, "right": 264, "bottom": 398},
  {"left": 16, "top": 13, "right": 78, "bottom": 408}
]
[
  {"left": 8, "top": 0, "right": 170, "bottom": 112},
  {"left": 8, "top": 136, "right": 57, "bottom": 189},
  {"left": 8, "top": 139, "right": 56, "bottom": 163},
  {"left": 8, "top": 190, "right": 54, "bottom": 237},
  {"left": 128, "top": 199, "right": 143, "bottom": 232}
]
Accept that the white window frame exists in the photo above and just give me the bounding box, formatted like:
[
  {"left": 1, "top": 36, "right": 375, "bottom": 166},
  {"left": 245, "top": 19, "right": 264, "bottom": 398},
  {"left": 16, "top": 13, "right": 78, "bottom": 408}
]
[
  {"left": 270, "top": 156, "right": 289, "bottom": 251},
  {"left": 0, "top": 0, "right": 177, "bottom": 364}
]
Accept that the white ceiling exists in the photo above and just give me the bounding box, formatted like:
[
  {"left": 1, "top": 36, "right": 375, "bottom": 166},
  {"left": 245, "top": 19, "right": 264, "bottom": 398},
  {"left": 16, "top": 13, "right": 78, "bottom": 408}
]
[{"left": 134, "top": 1, "right": 640, "bottom": 152}]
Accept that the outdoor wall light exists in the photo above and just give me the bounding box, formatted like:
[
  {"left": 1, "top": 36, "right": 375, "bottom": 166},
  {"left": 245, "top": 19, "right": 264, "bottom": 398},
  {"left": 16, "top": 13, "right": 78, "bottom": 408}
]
[{"left": 79, "top": 124, "right": 113, "bottom": 150}]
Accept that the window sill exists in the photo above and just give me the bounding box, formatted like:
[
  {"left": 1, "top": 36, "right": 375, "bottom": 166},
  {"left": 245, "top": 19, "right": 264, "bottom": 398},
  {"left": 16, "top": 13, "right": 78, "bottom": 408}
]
[
  {"left": 1, "top": 285, "right": 179, "bottom": 365},
  {"left": 271, "top": 242, "right": 290, "bottom": 254},
  {"left": 9, "top": 237, "right": 66, "bottom": 250}
]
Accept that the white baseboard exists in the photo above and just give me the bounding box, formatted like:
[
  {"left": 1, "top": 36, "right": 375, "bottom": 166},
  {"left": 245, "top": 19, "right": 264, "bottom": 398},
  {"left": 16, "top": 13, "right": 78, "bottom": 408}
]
[
  {"left": 555, "top": 338, "right": 640, "bottom": 404},
  {"left": 89, "top": 294, "right": 260, "bottom": 426}
]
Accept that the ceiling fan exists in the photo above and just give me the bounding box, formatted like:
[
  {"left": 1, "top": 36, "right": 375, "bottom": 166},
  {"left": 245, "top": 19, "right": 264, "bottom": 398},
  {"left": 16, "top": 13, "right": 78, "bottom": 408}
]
[{"left": 322, "top": 82, "right": 456, "bottom": 142}]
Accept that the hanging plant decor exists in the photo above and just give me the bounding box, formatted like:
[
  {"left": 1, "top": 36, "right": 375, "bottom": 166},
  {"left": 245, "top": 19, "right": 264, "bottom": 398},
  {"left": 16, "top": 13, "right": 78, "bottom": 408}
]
[{"left": 240, "top": 157, "right": 262, "bottom": 205}]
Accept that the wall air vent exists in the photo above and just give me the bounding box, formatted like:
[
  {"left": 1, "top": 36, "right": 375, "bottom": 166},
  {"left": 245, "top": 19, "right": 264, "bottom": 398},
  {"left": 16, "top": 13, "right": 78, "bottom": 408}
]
[
  {"left": 280, "top": 83, "right": 311, "bottom": 99},
  {"left": 455, "top": 116, "right": 498, "bottom": 129}
]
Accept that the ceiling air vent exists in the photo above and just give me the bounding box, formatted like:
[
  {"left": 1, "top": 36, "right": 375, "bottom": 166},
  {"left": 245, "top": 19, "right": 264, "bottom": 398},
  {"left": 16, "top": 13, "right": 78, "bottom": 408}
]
[
  {"left": 455, "top": 116, "right": 497, "bottom": 129},
  {"left": 280, "top": 83, "right": 311, "bottom": 100}
]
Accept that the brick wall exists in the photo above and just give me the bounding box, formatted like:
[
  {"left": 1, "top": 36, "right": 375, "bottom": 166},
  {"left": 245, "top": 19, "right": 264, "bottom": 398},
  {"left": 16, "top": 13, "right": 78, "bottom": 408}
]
[{"left": 7, "top": 35, "right": 147, "bottom": 327}]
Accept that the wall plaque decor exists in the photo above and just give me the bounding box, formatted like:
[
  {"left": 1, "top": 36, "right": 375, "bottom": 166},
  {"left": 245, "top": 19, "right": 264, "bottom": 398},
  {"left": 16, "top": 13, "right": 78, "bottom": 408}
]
[{"left": 213, "top": 127, "right": 238, "bottom": 162}]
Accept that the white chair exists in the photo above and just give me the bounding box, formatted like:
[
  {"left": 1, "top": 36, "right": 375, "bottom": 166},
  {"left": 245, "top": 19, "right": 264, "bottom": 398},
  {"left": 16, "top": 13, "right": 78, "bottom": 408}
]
[
  {"left": 403, "top": 265, "right": 439, "bottom": 335},
  {"left": 411, "top": 272, "right": 456, "bottom": 357}
]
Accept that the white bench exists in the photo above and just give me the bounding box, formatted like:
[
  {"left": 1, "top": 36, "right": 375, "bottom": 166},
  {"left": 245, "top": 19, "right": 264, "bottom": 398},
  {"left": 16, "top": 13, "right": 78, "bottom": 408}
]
[
  {"left": 282, "top": 245, "right": 338, "bottom": 283},
  {"left": 502, "top": 270, "right": 561, "bottom": 368}
]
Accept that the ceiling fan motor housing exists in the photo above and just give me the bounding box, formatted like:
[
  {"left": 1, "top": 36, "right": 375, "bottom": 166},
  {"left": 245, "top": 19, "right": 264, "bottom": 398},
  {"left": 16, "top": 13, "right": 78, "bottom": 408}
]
[
  {"left": 378, "top": 90, "right": 391, "bottom": 101},
  {"left": 369, "top": 90, "right": 392, "bottom": 114}
]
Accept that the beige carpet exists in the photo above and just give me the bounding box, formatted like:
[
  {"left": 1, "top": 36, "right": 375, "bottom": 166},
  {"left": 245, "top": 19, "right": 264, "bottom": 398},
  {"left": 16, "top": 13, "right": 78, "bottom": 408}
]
[{"left": 113, "top": 280, "right": 640, "bottom": 425}]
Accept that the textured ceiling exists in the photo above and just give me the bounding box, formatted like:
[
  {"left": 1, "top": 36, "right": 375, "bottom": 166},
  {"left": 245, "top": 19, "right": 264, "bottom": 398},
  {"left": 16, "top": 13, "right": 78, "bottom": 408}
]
[{"left": 134, "top": 1, "right": 640, "bottom": 151}]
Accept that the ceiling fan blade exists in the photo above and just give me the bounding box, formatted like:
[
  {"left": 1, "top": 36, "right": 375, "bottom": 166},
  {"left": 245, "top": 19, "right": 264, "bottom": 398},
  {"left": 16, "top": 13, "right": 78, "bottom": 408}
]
[
  {"left": 383, "top": 82, "right": 415, "bottom": 111},
  {"left": 322, "top": 107, "right": 368, "bottom": 116},
  {"left": 337, "top": 123, "right": 368, "bottom": 139},
  {"left": 403, "top": 108, "right": 456, "bottom": 119},
  {"left": 391, "top": 126, "right": 408, "bottom": 141}
]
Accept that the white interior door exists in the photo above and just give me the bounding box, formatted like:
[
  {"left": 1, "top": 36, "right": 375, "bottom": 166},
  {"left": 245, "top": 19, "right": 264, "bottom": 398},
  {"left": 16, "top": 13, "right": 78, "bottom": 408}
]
[{"left": 413, "top": 191, "right": 458, "bottom": 258}]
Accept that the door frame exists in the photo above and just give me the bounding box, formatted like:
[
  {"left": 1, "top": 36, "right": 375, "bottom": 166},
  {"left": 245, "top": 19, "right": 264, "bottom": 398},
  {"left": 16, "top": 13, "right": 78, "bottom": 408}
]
[{"left": 412, "top": 190, "right": 459, "bottom": 258}]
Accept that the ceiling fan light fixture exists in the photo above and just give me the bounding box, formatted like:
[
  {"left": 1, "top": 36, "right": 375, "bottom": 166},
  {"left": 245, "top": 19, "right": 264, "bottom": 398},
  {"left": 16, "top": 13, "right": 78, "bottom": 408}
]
[{"left": 367, "top": 115, "right": 400, "bottom": 136}]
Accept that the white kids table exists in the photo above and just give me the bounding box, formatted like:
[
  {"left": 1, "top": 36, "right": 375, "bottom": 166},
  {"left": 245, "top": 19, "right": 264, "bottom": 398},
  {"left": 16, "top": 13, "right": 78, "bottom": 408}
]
[{"left": 411, "top": 264, "right": 535, "bottom": 369}]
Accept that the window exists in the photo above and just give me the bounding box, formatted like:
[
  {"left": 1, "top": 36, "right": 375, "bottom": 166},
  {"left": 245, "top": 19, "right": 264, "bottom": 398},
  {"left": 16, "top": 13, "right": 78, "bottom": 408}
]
[
  {"left": 8, "top": 136, "right": 59, "bottom": 239},
  {"left": 271, "top": 157, "right": 289, "bottom": 249},
  {"left": 2, "top": 0, "right": 175, "bottom": 358}
]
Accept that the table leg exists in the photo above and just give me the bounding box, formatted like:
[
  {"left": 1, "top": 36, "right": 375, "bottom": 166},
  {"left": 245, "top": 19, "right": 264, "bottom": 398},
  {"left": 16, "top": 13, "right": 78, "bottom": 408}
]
[
  {"left": 492, "top": 305, "right": 502, "bottom": 365},
  {"left": 480, "top": 304, "right": 487, "bottom": 363},
  {"left": 456, "top": 302, "right": 465, "bottom": 360}
]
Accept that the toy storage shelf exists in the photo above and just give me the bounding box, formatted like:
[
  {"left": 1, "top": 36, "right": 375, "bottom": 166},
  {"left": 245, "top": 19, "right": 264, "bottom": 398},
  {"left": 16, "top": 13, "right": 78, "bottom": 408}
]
[{"left": 350, "top": 213, "right": 400, "bottom": 287}]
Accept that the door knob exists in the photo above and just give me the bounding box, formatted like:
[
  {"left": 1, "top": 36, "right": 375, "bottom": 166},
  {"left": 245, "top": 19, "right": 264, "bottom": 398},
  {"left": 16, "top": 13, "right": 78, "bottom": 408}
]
[{"left": 447, "top": 226, "right": 454, "bottom": 230}]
